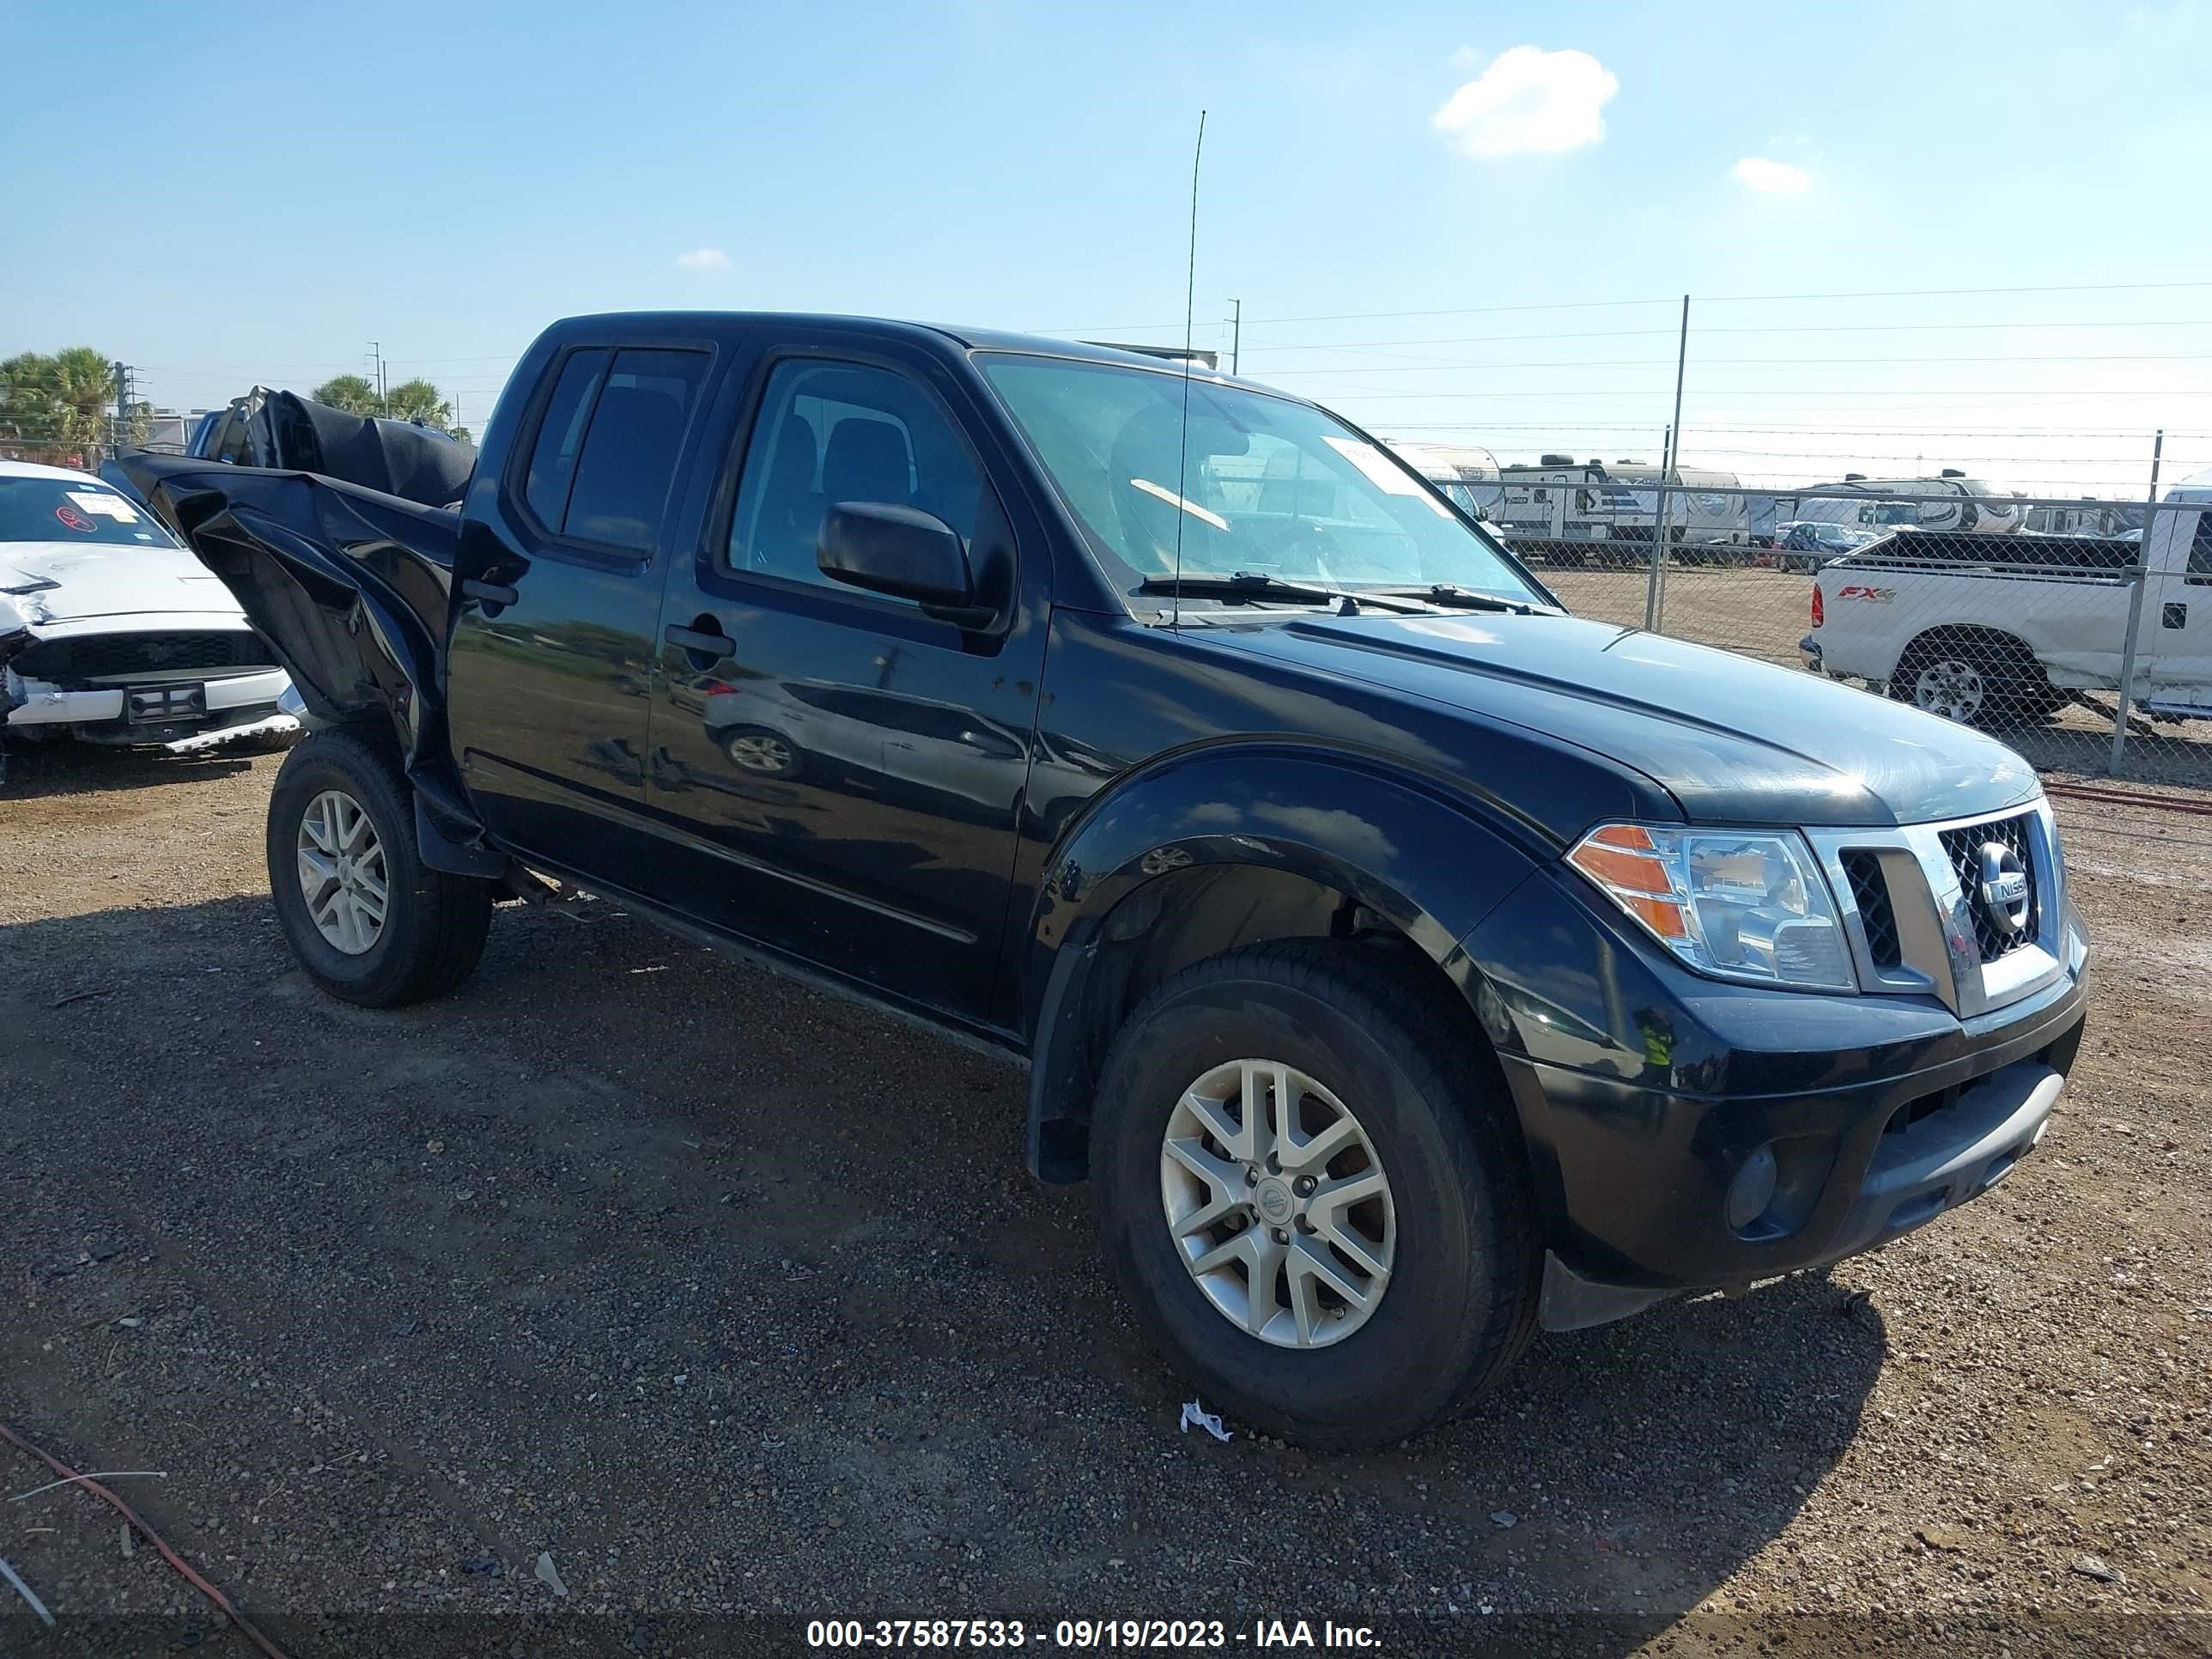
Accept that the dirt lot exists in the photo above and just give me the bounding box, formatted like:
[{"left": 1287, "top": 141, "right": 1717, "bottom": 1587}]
[{"left": 3, "top": 739, "right": 2209, "bottom": 1656}]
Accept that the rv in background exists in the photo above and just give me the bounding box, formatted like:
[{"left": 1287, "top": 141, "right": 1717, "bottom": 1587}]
[
  {"left": 1387, "top": 441, "right": 1504, "bottom": 519},
  {"left": 1494, "top": 455, "right": 1748, "bottom": 563},
  {"left": 1787, "top": 471, "right": 2025, "bottom": 535},
  {"left": 2021, "top": 499, "right": 2147, "bottom": 539}
]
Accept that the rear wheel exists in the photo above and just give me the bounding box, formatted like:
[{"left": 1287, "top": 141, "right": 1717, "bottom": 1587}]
[
  {"left": 1091, "top": 940, "right": 1538, "bottom": 1450},
  {"left": 1893, "top": 634, "right": 2063, "bottom": 729},
  {"left": 720, "top": 726, "right": 803, "bottom": 779},
  {"left": 265, "top": 731, "right": 495, "bottom": 1006}
]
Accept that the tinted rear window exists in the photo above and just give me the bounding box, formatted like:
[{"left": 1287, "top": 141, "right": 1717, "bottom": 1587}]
[
  {"left": 522, "top": 349, "right": 608, "bottom": 531},
  {"left": 560, "top": 349, "right": 711, "bottom": 552}
]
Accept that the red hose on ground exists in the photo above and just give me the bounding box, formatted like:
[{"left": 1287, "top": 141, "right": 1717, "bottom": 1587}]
[
  {"left": 0, "top": 1418, "right": 293, "bottom": 1659},
  {"left": 2045, "top": 779, "right": 2212, "bottom": 817}
]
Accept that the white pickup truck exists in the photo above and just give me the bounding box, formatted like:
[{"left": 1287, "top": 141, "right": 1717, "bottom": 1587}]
[{"left": 1801, "top": 480, "right": 2212, "bottom": 729}]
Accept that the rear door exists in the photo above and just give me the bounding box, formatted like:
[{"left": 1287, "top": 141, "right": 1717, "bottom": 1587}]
[
  {"left": 446, "top": 338, "right": 714, "bottom": 889},
  {"left": 641, "top": 325, "right": 1051, "bottom": 1024}
]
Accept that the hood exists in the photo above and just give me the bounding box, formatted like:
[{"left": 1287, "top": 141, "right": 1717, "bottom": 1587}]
[
  {"left": 1214, "top": 611, "right": 2039, "bottom": 830},
  {"left": 0, "top": 538, "right": 248, "bottom": 626}
]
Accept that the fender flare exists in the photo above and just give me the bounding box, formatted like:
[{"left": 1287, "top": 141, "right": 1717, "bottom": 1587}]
[{"left": 1019, "top": 744, "right": 1547, "bottom": 1180}]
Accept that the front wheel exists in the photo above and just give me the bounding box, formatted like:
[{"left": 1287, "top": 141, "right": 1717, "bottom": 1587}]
[
  {"left": 1091, "top": 940, "right": 1538, "bottom": 1450},
  {"left": 265, "top": 730, "right": 495, "bottom": 1006}
]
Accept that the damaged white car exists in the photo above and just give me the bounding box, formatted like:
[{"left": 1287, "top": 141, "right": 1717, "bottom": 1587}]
[{"left": 1, "top": 459, "right": 296, "bottom": 779}]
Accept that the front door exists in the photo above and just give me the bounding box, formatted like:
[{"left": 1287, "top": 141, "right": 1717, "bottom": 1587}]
[
  {"left": 643, "top": 331, "right": 1048, "bottom": 1025},
  {"left": 447, "top": 343, "right": 716, "bottom": 890}
]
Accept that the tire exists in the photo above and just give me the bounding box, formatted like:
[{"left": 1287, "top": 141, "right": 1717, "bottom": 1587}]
[
  {"left": 1091, "top": 939, "right": 1539, "bottom": 1450},
  {"left": 719, "top": 726, "right": 803, "bottom": 780},
  {"left": 1892, "top": 635, "right": 2063, "bottom": 730},
  {"left": 264, "top": 729, "right": 495, "bottom": 1006}
]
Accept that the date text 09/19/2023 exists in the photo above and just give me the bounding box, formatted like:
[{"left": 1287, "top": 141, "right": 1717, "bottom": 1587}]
[{"left": 805, "top": 1618, "right": 1381, "bottom": 1649}]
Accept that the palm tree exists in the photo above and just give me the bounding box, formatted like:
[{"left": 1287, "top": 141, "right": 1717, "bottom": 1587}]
[
  {"left": 385, "top": 378, "right": 453, "bottom": 430},
  {"left": 311, "top": 374, "right": 382, "bottom": 416},
  {"left": 49, "top": 347, "right": 117, "bottom": 450}
]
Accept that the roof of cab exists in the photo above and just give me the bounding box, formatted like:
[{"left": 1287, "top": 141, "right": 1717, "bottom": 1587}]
[{"left": 548, "top": 311, "right": 1280, "bottom": 390}]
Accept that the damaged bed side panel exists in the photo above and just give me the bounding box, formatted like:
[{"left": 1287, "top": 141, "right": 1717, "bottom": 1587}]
[{"left": 104, "top": 454, "right": 488, "bottom": 846}]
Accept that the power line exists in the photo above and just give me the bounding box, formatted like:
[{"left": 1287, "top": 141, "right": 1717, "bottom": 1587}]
[
  {"left": 1380, "top": 422, "right": 2212, "bottom": 438},
  {"left": 1047, "top": 277, "right": 2212, "bottom": 337},
  {"left": 1261, "top": 351, "right": 2212, "bottom": 378}
]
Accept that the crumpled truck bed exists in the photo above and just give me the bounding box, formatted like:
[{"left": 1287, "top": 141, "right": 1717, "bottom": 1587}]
[{"left": 103, "top": 453, "right": 488, "bottom": 849}]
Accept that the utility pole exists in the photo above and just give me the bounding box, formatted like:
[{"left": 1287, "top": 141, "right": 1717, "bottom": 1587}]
[
  {"left": 1644, "top": 295, "right": 1691, "bottom": 632},
  {"left": 369, "top": 341, "right": 387, "bottom": 416},
  {"left": 2108, "top": 428, "right": 2164, "bottom": 774},
  {"left": 1227, "top": 298, "right": 1242, "bottom": 375},
  {"left": 107, "top": 361, "right": 143, "bottom": 457}
]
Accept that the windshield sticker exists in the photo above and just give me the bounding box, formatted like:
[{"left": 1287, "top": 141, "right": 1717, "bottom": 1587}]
[
  {"left": 1322, "top": 436, "right": 1421, "bottom": 495},
  {"left": 54, "top": 504, "right": 96, "bottom": 533},
  {"left": 1130, "top": 477, "right": 1230, "bottom": 532},
  {"left": 66, "top": 489, "right": 139, "bottom": 522}
]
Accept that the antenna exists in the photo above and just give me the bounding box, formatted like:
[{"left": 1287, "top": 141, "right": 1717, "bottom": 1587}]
[{"left": 1170, "top": 109, "right": 1206, "bottom": 631}]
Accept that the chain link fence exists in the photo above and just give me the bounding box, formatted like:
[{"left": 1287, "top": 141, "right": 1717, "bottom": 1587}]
[{"left": 1512, "top": 481, "right": 2212, "bottom": 787}]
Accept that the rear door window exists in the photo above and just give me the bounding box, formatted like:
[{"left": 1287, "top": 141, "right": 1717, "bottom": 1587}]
[
  {"left": 522, "top": 349, "right": 608, "bottom": 530},
  {"left": 562, "top": 349, "right": 711, "bottom": 551},
  {"left": 518, "top": 347, "right": 710, "bottom": 554}
]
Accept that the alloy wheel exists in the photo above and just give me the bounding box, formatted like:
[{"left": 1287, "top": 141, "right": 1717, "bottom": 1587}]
[
  {"left": 1912, "top": 657, "right": 1987, "bottom": 724},
  {"left": 296, "top": 788, "right": 388, "bottom": 955},
  {"left": 1158, "top": 1058, "right": 1395, "bottom": 1349},
  {"left": 726, "top": 732, "right": 795, "bottom": 774}
]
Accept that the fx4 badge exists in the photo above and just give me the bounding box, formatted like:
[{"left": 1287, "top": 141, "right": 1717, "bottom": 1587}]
[{"left": 1835, "top": 584, "right": 1896, "bottom": 603}]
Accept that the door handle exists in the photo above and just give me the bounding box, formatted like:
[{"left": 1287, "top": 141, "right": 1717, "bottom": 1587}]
[
  {"left": 665, "top": 623, "right": 738, "bottom": 660},
  {"left": 460, "top": 578, "right": 519, "bottom": 607}
]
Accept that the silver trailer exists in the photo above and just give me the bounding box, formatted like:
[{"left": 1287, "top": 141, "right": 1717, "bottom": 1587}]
[
  {"left": 1785, "top": 471, "right": 2026, "bottom": 535},
  {"left": 1492, "top": 455, "right": 1749, "bottom": 562},
  {"left": 1386, "top": 441, "right": 1504, "bottom": 520}
]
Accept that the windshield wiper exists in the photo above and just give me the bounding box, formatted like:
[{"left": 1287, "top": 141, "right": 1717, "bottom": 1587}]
[
  {"left": 1370, "top": 583, "right": 1544, "bottom": 615},
  {"left": 1137, "top": 573, "right": 1434, "bottom": 614}
]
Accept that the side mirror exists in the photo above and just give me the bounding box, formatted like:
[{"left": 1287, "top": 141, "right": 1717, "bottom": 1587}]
[{"left": 818, "top": 502, "right": 973, "bottom": 609}]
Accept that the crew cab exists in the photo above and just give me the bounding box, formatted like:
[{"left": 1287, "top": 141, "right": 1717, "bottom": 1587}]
[
  {"left": 112, "top": 313, "right": 2090, "bottom": 1449},
  {"left": 1802, "top": 495, "right": 2212, "bottom": 728}
]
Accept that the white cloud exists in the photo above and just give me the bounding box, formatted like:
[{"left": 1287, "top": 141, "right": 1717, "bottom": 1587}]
[
  {"left": 1432, "top": 46, "right": 1619, "bottom": 158},
  {"left": 675, "top": 247, "right": 730, "bottom": 270},
  {"left": 1731, "top": 157, "right": 1813, "bottom": 195}
]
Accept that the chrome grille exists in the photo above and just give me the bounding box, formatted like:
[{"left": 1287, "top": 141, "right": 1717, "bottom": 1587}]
[{"left": 1937, "top": 812, "right": 2039, "bottom": 963}]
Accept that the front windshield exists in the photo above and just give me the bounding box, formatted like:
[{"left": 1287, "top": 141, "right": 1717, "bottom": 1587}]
[
  {"left": 0, "top": 476, "right": 180, "bottom": 549},
  {"left": 979, "top": 355, "right": 1543, "bottom": 606}
]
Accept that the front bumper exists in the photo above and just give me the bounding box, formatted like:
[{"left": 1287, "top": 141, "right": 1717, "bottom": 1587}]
[
  {"left": 1465, "top": 857, "right": 2089, "bottom": 1331},
  {"left": 6, "top": 666, "right": 291, "bottom": 741}
]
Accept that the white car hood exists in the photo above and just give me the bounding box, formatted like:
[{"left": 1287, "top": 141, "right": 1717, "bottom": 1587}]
[{"left": 0, "top": 538, "right": 248, "bottom": 627}]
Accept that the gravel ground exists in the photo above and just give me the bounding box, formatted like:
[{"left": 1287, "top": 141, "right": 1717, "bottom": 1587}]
[{"left": 2, "top": 738, "right": 2208, "bottom": 1657}]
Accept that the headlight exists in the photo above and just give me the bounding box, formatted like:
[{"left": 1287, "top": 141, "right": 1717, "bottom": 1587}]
[{"left": 1566, "top": 823, "right": 1855, "bottom": 991}]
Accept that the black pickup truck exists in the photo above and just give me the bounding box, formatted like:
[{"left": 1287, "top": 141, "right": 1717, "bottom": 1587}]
[{"left": 113, "top": 313, "right": 2088, "bottom": 1449}]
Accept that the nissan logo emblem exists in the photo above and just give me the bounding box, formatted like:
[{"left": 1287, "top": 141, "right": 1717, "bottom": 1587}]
[{"left": 1976, "top": 842, "right": 2031, "bottom": 939}]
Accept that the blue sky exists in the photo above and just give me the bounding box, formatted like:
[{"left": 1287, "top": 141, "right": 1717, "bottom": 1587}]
[{"left": 5, "top": 0, "right": 2209, "bottom": 490}]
